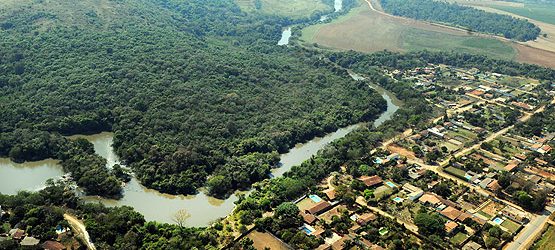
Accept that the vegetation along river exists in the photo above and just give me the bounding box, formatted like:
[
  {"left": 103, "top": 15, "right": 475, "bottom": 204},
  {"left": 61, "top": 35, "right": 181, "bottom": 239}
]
[
  {"left": 279, "top": 0, "right": 343, "bottom": 45},
  {"left": 0, "top": 72, "right": 400, "bottom": 226}
]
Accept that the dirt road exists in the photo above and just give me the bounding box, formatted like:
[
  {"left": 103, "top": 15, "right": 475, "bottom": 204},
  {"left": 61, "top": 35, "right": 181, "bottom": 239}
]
[{"left": 64, "top": 213, "right": 96, "bottom": 250}]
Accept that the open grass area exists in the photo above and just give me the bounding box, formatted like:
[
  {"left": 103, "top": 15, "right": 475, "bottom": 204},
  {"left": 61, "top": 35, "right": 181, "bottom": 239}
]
[
  {"left": 445, "top": 166, "right": 466, "bottom": 179},
  {"left": 236, "top": 0, "right": 332, "bottom": 19},
  {"left": 300, "top": 1, "right": 517, "bottom": 60},
  {"left": 451, "top": 232, "right": 469, "bottom": 246},
  {"left": 533, "top": 225, "right": 555, "bottom": 250},
  {"left": 500, "top": 218, "right": 521, "bottom": 234}
]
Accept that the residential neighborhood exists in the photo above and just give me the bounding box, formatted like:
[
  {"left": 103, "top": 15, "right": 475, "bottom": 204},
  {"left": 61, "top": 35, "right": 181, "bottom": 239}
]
[{"left": 234, "top": 65, "right": 555, "bottom": 249}]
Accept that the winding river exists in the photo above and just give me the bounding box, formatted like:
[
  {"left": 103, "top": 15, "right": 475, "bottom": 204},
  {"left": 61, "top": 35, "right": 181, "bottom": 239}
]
[
  {"left": 279, "top": 0, "right": 344, "bottom": 45},
  {"left": 0, "top": 72, "right": 400, "bottom": 226}
]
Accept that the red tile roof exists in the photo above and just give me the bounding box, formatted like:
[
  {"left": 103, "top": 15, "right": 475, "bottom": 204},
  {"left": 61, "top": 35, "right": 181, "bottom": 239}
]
[
  {"left": 358, "top": 175, "right": 383, "bottom": 187},
  {"left": 307, "top": 201, "right": 332, "bottom": 215}
]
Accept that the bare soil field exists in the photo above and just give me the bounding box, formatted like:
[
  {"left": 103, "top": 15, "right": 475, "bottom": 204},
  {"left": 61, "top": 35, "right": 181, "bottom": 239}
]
[
  {"left": 247, "top": 230, "right": 291, "bottom": 250},
  {"left": 514, "top": 45, "right": 555, "bottom": 69}
]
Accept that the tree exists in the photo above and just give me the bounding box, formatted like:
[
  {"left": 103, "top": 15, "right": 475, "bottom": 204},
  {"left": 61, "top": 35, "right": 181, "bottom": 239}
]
[
  {"left": 414, "top": 212, "right": 446, "bottom": 236},
  {"left": 172, "top": 209, "right": 191, "bottom": 228}
]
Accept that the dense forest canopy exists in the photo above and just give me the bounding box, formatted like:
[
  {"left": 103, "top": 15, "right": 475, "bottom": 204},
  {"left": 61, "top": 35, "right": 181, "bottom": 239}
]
[
  {"left": 380, "top": 0, "right": 541, "bottom": 41},
  {"left": 0, "top": 0, "right": 385, "bottom": 197}
]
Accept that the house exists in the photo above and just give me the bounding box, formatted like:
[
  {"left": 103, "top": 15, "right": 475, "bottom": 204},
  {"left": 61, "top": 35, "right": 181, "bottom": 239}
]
[
  {"left": 331, "top": 236, "right": 350, "bottom": 250},
  {"left": 504, "top": 160, "right": 520, "bottom": 172},
  {"left": 307, "top": 201, "right": 332, "bottom": 215},
  {"left": 456, "top": 212, "right": 472, "bottom": 223},
  {"left": 478, "top": 178, "right": 493, "bottom": 189},
  {"left": 402, "top": 183, "right": 424, "bottom": 201},
  {"left": 538, "top": 145, "right": 552, "bottom": 154},
  {"left": 359, "top": 239, "right": 385, "bottom": 250},
  {"left": 501, "top": 206, "right": 527, "bottom": 223},
  {"left": 427, "top": 127, "right": 445, "bottom": 138},
  {"left": 469, "top": 90, "right": 485, "bottom": 96},
  {"left": 445, "top": 221, "right": 459, "bottom": 234},
  {"left": 323, "top": 189, "right": 337, "bottom": 201},
  {"left": 419, "top": 193, "right": 441, "bottom": 206},
  {"left": 358, "top": 175, "right": 383, "bottom": 187},
  {"left": 42, "top": 241, "right": 66, "bottom": 250},
  {"left": 462, "top": 241, "right": 484, "bottom": 250},
  {"left": 20, "top": 236, "right": 40, "bottom": 247},
  {"left": 515, "top": 154, "right": 527, "bottom": 161},
  {"left": 440, "top": 206, "right": 463, "bottom": 221},
  {"left": 301, "top": 212, "right": 317, "bottom": 225},
  {"left": 8, "top": 229, "right": 24, "bottom": 240},
  {"left": 511, "top": 101, "right": 533, "bottom": 111},
  {"left": 356, "top": 213, "right": 377, "bottom": 226}
]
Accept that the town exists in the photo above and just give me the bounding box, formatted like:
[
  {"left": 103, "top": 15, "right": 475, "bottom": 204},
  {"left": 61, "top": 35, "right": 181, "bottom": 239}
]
[{"left": 234, "top": 64, "right": 555, "bottom": 249}]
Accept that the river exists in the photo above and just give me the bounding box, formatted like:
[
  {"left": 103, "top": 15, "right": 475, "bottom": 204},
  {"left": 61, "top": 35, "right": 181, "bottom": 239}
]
[
  {"left": 0, "top": 158, "right": 64, "bottom": 195},
  {"left": 0, "top": 71, "right": 400, "bottom": 226},
  {"left": 279, "top": 0, "right": 343, "bottom": 45}
]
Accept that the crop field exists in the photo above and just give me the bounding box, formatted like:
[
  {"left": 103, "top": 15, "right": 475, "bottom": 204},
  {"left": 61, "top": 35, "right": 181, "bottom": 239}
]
[
  {"left": 236, "top": 0, "right": 332, "bottom": 19},
  {"left": 301, "top": 0, "right": 555, "bottom": 68},
  {"left": 300, "top": 3, "right": 517, "bottom": 60}
]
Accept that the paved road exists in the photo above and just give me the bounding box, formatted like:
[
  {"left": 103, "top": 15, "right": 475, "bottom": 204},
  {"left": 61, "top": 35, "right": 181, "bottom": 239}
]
[
  {"left": 64, "top": 214, "right": 96, "bottom": 250},
  {"left": 506, "top": 205, "right": 555, "bottom": 250}
]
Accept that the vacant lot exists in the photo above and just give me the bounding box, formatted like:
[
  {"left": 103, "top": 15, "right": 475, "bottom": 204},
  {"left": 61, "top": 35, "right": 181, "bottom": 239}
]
[
  {"left": 533, "top": 225, "right": 555, "bottom": 250},
  {"left": 300, "top": 3, "right": 516, "bottom": 60},
  {"left": 247, "top": 230, "right": 291, "bottom": 250},
  {"left": 236, "top": 0, "right": 332, "bottom": 19}
]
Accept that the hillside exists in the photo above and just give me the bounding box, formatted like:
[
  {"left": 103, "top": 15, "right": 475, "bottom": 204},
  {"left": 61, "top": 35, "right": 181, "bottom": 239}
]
[{"left": 0, "top": 0, "right": 386, "bottom": 197}]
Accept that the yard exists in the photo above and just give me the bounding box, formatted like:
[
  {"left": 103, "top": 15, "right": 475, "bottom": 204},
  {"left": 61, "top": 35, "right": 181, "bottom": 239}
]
[
  {"left": 296, "top": 197, "right": 317, "bottom": 211},
  {"left": 450, "top": 232, "right": 469, "bottom": 246},
  {"left": 445, "top": 166, "right": 466, "bottom": 179},
  {"left": 500, "top": 218, "right": 521, "bottom": 234}
]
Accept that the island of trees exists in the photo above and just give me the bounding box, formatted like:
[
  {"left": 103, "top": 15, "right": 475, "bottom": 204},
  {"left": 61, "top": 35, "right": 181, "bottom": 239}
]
[{"left": 380, "top": 0, "right": 541, "bottom": 42}]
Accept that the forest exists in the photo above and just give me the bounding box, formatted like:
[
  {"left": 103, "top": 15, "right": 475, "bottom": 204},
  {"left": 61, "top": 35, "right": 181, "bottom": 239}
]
[
  {"left": 380, "top": 0, "right": 541, "bottom": 41},
  {"left": 0, "top": 0, "right": 386, "bottom": 197}
]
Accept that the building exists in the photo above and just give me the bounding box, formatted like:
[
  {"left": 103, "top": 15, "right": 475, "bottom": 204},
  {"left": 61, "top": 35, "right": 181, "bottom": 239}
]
[
  {"left": 358, "top": 175, "right": 383, "bottom": 187},
  {"left": 445, "top": 221, "right": 459, "bottom": 234},
  {"left": 419, "top": 193, "right": 442, "bottom": 206},
  {"left": 402, "top": 183, "right": 424, "bottom": 201},
  {"left": 504, "top": 160, "right": 520, "bottom": 172},
  {"left": 323, "top": 189, "right": 337, "bottom": 201},
  {"left": 355, "top": 213, "right": 377, "bottom": 226},
  {"left": 307, "top": 201, "right": 332, "bottom": 215},
  {"left": 301, "top": 212, "right": 317, "bottom": 225},
  {"left": 440, "top": 206, "right": 463, "bottom": 221},
  {"left": 42, "top": 241, "right": 67, "bottom": 250},
  {"left": 20, "top": 236, "right": 40, "bottom": 247}
]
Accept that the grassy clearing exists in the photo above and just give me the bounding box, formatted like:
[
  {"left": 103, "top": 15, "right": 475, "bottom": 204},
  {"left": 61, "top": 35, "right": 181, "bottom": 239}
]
[
  {"left": 236, "top": 0, "right": 332, "bottom": 19},
  {"left": 300, "top": 1, "right": 516, "bottom": 60}
]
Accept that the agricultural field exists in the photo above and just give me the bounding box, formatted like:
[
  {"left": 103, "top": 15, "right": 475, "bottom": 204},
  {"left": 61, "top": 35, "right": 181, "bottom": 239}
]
[
  {"left": 453, "top": 0, "right": 555, "bottom": 63},
  {"left": 300, "top": 1, "right": 517, "bottom": 60},
  {"left": 236, "top": 0, "right": 332, "bottom": 19},
  {"left": 300, "top": 0, "right": 555, "bottom": 68}
]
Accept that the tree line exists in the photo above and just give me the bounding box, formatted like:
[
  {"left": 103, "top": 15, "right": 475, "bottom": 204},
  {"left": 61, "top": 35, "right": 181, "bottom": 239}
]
[{"left": 381, "top": 0, "right": 541, "bottom": 41}]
